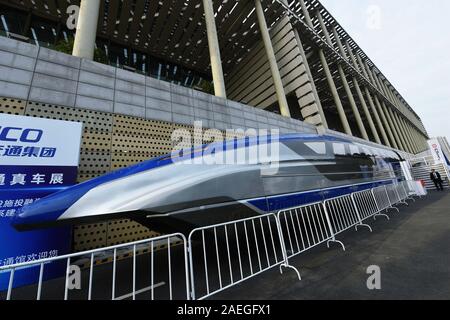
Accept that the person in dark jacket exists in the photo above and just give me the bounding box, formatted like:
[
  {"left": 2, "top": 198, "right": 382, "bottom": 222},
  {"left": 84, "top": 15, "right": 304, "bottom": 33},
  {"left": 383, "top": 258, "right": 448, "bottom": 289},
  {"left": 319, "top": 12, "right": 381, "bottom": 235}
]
[{"left": 430, "top": 169, "right": 444, "bottom": 191}]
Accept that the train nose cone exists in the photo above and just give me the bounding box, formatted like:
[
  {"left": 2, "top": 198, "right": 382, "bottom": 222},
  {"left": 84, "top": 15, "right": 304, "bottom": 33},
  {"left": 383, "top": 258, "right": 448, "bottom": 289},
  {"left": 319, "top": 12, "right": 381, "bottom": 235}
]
[
  {"left": 11, "top": 187, "right": 86, "bottom": 231},
  {"left": 12, "top": 195, "right": 66, "bottom": 231}
]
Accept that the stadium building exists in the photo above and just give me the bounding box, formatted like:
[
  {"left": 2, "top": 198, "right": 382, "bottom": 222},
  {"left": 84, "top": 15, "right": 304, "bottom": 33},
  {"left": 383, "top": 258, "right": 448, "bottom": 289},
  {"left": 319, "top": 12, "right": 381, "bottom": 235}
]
[{"left": 0, "top": 0, "right": 429, "bottom": 250}]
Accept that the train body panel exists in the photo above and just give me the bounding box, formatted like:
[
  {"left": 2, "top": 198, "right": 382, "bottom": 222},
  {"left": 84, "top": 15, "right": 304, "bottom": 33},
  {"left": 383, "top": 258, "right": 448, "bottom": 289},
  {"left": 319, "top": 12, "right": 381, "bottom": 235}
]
[{"left": 12, "top": 134, "right": 404, "bottom": 232}]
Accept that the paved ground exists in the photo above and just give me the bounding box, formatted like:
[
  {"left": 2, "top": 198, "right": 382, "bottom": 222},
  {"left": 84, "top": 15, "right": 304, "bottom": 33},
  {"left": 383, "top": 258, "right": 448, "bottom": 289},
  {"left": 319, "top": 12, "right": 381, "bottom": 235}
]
[{"left": 214, "top": 190, "right": 450, "bottom": 300}]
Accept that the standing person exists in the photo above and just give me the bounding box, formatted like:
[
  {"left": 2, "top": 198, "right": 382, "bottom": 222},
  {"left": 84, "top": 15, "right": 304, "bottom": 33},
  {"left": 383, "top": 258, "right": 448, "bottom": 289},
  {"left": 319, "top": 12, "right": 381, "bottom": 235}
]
[{"left": 430, "top": 169, "right": 444, "bottom": 191}]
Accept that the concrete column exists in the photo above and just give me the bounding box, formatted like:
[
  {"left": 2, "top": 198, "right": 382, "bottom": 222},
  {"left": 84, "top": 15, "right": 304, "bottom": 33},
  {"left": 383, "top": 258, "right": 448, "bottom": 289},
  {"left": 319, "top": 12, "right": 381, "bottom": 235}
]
[
  {"left": 202, "top": 0, "right": 227, "bottom": 98},
  {"left": 412, "top": 128, "right": 423, "bottom": 152},
  {"left": 373, "top": 94, "right": 398, "bottom": 149},
  {"left": 332, "top": 27, "right": 348, "bottom": 59},
  {"left": 409, "top": 123, "right": 421, "bottom": 153},
  {"left": 379, "top": 79, "right": 391, "bottom": 102},
  {"left": 327, "top": 24, "right": 369, "bottom": 140},
  {"left": 356, "top": 53, "right": 370, "bottom": 80},
  {"left": 366, "top": 90, "right": 390, "bottom": 146},
  {"left": 364, "top": 61, "right": 378, "bottom": 88},
  {"left": 407, "top": 125, "right": 418, "bottom": 154},
  {"left": 72, "top": 0, "right": 101, "bottom": 60},
  {"left": 378, "top": 77, "right": 391, "bottom": 99},
  {"left": 354, "top": 80, "right": 381, "bottom": 143},
  {"left": 385, "top": 82, "right": 398, "bottom": 106},
  {"left": 317, "top": 12, "right": 333, "bottom": 45},
  {"left": 255, "top": 0, "right": 290, "bottom": 117},
  {"left": 400, "top": 118, "right": 415, "bottom": 154},
  {"left": 403, "top": 119, "right": 419, "bottom": 154},
  {"left": 388, "top": 112, "right": 410, "bottom": 152},
  {"left": 417, "top": 128, "right": 427, "bottom": 152},
  {"left": 394, "top": 112, "right": 414, "bottom": 153},
  {"left": 293, "top": 29, "right": 328, "bottom": 128},
  {"left": 383, "top": 102, "right": 406, "bottom": 151},
  {"left": 344, "top": 40, "right": 359, "bottom": 71},
  {"left": 337, "top": 65, "right": 369, "bottom": 140},
  {"left": 299, "top": 0, "right": 314, "bottom": 29},
  {"left": 387, "top": 84, "right": 402, "bottom": 112},
  {"left": 319, "top": 50, "right": 352, "bottom": 135},
  {"left": 400, "top": 115, "right": 416, "bottom": 154},
  {"left": 371, "top": 70, "right": 385, "bottom": 93}
]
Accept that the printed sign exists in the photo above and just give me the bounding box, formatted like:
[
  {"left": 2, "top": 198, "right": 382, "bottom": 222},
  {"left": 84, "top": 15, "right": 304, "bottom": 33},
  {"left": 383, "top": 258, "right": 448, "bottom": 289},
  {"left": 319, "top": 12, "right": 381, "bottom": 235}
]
[
  {"left": 428, "top": 139, "right": 445, "bottom": 164},
  {"left": 0, "top": 114, "right": 82, "bottom": 290}
]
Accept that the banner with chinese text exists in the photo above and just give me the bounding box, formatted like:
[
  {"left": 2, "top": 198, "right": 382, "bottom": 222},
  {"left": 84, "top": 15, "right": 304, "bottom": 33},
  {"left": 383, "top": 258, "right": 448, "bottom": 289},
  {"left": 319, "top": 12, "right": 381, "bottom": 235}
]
[{"left": 0, "top": 114, "right": 82, "bottom": 290}]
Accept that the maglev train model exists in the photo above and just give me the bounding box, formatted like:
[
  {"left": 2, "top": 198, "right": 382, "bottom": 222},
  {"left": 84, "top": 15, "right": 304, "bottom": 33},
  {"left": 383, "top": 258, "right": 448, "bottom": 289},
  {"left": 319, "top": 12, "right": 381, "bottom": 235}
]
[{"left": 13, "top": 133, "right": 404, "bottom": 233}]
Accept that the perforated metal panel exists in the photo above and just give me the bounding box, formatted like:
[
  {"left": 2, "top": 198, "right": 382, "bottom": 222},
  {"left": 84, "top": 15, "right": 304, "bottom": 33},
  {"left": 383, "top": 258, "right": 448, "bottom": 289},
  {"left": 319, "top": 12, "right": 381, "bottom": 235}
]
[
  {"left": 24, "top": 102, "right": 113, "bottom": 132},
  {"left": 0, "top": 97, "right": 26, "bottom": 115},
  {"left": 72, "top": 222, "right": 107, "bottom": 252},
  {"left": 111, "top": 115, "right": 175, "bottom": 170},
  {"left": 106, "top": 219, "right": 160, "bottom": 246},
  {"left": 81, "top": 131, "right": 112, "bottom": 152},
  {"left": 25, "top": 104, "right": 112, "bottom": 181}
]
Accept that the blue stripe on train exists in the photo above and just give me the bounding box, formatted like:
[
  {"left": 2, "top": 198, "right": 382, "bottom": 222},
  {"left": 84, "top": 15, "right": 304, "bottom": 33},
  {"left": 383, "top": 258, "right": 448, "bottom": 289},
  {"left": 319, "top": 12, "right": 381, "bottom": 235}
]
[{"left": 247, "top": 179, "right": 395, "bottom": 212}]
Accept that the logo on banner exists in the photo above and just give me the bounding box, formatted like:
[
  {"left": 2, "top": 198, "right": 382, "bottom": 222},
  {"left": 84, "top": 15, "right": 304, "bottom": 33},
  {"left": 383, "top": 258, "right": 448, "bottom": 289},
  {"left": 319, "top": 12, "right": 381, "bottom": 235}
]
[
  {"left": 432, "top": 143, "right": 441, "bottom": 161},
  {"left": 428, "top": 139, "right": 445, "bottom": 164},
  {"left": 0, "top": 126, "right": 57, "bottom": 160}
]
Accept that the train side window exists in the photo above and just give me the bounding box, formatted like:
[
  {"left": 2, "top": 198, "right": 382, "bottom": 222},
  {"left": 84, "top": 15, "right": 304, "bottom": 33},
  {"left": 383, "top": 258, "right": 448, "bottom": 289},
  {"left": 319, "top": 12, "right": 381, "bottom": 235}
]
[
  {"left": 332, "top": 143, "right": 346, "bottom": 156},
  {"left": 362, "top": 147, "right": 371, "bottom": 156},
  {"left": 349, "top": 145, "right": 359, "bottom": 156},
  {"left": 282, "top": 140, "right": 332, "bottom": 160},
  {"left": 304, "top": 142, "right": 326, "bottom": 155}
]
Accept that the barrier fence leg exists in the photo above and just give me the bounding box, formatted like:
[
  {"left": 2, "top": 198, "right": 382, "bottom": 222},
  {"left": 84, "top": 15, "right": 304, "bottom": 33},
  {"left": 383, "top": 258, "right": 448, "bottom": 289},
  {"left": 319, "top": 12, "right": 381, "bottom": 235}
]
[
  {"left": 187, "top": 240, "right": 196, "bottom": 300},
  {"left": 322, "top": 203, "right": 346, "bottom": 251},
  {"left": 396, "top": 186, "right": 409, "bottom": 206},
  {"left": 275, "top": 216, "right": 302, "bottom": 281},
  {"left": 181, "top": 235, "right": 191, "bottom": 301},
  {"left": 371, "top": 189, "right": 390, "bottom": 221},
  {"left": 403, "top": 182, "right": 416, "bottom": 202},
  {"left": 384, "top": 186, "right": 400, "bottom": 213},
  {"left": 351, "top": 194, "right": 373, "bottom": 233}
]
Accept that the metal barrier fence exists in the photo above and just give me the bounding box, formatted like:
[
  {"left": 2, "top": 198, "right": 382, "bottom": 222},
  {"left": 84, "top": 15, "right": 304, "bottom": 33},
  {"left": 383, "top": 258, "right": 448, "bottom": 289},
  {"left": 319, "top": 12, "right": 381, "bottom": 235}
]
[
  {"left": 277, "top": 202, "right": 342, "bottom": 259},
  {"left": 386, "top": 184, "right": 404, "bottom": 207},
  {"left": 372, "top": 185, "right": 398, "bottom": 213},
  {"left": 394, "top": 182, "right": 410, "bottom": 206},
  {"left": 352, "top": 189, "right": 389, "bottom": 222},
  {"left": 1, "top": 180, "right": 426, "bottom": 301},
  {"left": 276, "top": 181, "right": 424, "bottom": 268},
  {"left": 398, "top": 181, "right": 415, "bottom": 202},
  {"left": 324, "top": 194, "right": 372, "bottom": 236},
  {"left": 405, "top": 180, "right": 427, "bottom": 198},
  {"left": 0, "top": 233, "right": 189, "bottom": 301},
  {"left": 187, "top": 213, "right": 300, "bottom": 300}
]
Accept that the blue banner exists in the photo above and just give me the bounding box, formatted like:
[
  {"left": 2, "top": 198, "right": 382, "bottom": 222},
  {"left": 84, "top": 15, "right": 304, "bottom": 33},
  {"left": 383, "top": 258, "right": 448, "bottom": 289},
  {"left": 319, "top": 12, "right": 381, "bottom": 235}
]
[{"left": 0, "top": 114, "right": 82, "bottom": 291}]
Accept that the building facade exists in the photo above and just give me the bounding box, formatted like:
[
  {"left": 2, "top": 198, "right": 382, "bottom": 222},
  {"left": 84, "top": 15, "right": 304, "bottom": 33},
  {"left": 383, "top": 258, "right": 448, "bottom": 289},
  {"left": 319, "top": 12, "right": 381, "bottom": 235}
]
[{"left": 0, "top": 0, "right": 430, "bottom": 250}]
